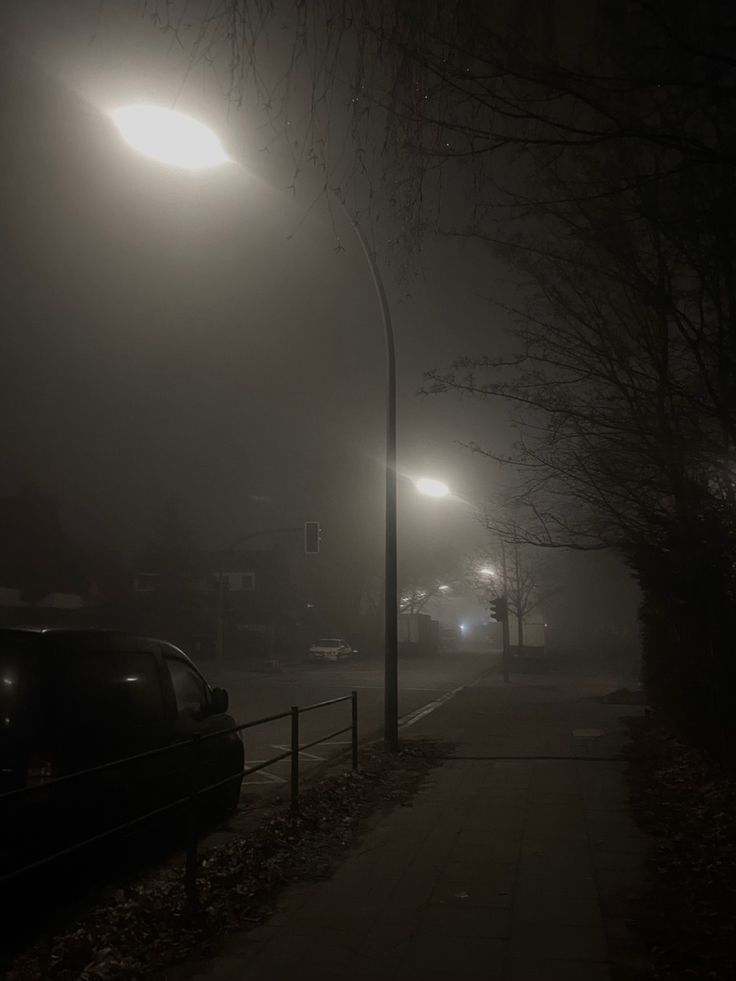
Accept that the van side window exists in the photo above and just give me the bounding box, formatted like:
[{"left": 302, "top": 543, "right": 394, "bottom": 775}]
[
  {"left": 46, "top": 648, "right": 165, "bottom": 760},
  {"left": 165, "top": 658, "right": 207, "bottom": 716}
]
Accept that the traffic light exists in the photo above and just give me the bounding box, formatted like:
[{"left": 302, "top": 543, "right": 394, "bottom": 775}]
[
  {"left": 489, "top": 595, "right": 508, "bottom": 622},
  {"left": 304, "top": 520, "right": 321, "bottom": 554}
]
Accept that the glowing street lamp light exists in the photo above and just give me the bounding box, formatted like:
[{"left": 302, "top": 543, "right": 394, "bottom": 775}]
[
  {"left": 416, "top": 477, "right": 450, "bottom": 498},
  {"left": 110, "top": 106, "right": 230, "bottom": 169},
  {"left": 479, "top": 566, "right": 496, "bottom": 578}
]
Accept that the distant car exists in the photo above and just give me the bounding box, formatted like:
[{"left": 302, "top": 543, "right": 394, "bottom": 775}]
[
  {"left": 308, "top": 638, "right": 355, "bottom": 662},
  {"left": 0, "top": 627, "right": 244, "bottom": 878}
]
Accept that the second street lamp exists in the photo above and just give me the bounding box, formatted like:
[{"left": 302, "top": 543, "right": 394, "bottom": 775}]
[{"left": 111, "top": 104, "right": 401, "bottom": 751}]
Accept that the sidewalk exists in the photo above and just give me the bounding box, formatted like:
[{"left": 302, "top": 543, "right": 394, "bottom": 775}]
[{"left": 163, "top": 671, "right": 651, "bottom": 981}]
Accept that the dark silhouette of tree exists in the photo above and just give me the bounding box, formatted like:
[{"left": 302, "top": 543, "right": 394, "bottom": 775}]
[
  {"left": 467, "top": 542, "right": 550, "bottom": 651},
  {"left": 398, "top": 545, "right": 462, "bottom": 614}
]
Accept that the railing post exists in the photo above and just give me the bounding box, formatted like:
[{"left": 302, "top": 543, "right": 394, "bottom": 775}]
[
  {"left": 184, "top": 734, "right": 201, "bottom": 910},
  {"left": 290, "top": 706, "right": 300, "bottom": 813},
  {"left": 351, "top": 690, "right": 359, "bottom": 770}
]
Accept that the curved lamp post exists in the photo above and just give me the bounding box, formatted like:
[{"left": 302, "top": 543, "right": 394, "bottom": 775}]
[{"left": 111, "top": 105, "right": 400, "bottom": 751}]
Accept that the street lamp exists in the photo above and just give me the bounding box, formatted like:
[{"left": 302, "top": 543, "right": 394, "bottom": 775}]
[
  {"left": 111, "top": 104, "right": 401, "bottom": 751},
  {"left": 415, "top": 477, "right": 450, "bottom": 498},
  {"left": 111, "top": 106, "right": 230, "bottom": 169}
]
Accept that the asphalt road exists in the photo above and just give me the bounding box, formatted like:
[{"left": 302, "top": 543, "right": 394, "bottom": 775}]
[{"left": 218, "top": 650, "right": 501, "bottom": 797}]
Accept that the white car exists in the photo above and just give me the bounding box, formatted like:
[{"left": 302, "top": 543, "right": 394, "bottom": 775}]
[{"left": 308, "top": 638, "right": 354, "bottom": 662}]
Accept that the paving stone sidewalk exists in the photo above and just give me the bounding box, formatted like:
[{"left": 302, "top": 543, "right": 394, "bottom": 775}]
[{"left": 162, "top": 671, "right": 652, "bottom": 981}]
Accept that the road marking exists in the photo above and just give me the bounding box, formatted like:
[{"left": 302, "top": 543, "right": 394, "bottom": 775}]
[
  {"left": 267, "top": 684, "right": 446, "bottom": 693},
  {"left": 399, "top": 683, "right": 466, "bottom": 728},
  {"left": 272, "top": 744, "right": 325, "bottom": 762},
  {"left": 295, "top": 684, "right": 383, "bottom": 690},
  {"left": 242, "top": 760, "right": 286, "bottom": 784}
]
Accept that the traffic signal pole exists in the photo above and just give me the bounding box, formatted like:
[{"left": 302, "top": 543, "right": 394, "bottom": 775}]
[
  {"left": 501, "top": 540, "right": 510, "bottom": 684},
  {"left": 490, "top": 593, "right": 510, "bottom": 684},
  {"left": 501, "top": 605, "right": 511, "bottom": 683}
]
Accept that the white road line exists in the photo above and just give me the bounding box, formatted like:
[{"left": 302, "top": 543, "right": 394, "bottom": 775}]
[
  {"left": 272, "top": 744, "right": 325, "bottom": 762},
  {"left": 298, "top": 685, "right": 382, "bottom": 690},
  {"left": 399, "top": 682, "right": 467, "bottom": 728},
  {"left": 242, "top": 760, "right": 287, "bottom": 784}
]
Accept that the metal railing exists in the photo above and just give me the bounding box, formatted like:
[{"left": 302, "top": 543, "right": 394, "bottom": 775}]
[{"left": 0, "top": 690, "right": 359, "bottom": 907}]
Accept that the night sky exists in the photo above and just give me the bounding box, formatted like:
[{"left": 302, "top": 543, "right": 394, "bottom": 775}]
[{"left": 1, "top": 1, "right": 511, "bottom": 576}]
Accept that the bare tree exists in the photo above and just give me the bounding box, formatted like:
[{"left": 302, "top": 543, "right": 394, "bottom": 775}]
[
  {"left": 398, "top": 545, "right": 462, "bottom": 614},
  {"left": 463, "top": 542, "right": 550, "bottom": 652},
  {"left": 138, "top": 2, "right": 735, "bottom": 242}
]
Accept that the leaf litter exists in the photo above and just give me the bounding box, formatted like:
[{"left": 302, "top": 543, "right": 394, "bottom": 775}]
[
  {"left": 626, "top": 713, "right": 736, "bottom": 981},
  {"left": 8, "top": 741, "right": 445, "bottom": 981}
]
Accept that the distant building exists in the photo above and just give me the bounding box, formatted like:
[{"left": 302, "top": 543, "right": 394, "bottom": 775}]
[
  {"left": 208, "top": 548, "right": 293, "bottom": 663},
  {"left": 398, "top": 613, "right": 439, "bottom": 656},
  {"left": 0, "top": 587, "right": 84, "bottom": 610},
  {"left": 129, "top": 547, "right": 293, "bottom": 662},
  {"left": 0, "top": 488, "right": 87, "bottom": 623},
  {"left": 204, "top": 548, "right": 290, "bottom": 626}
]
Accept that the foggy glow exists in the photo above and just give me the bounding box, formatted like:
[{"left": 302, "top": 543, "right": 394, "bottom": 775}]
[
  {"left": 416, "top": 477, "right": 450, "bottom": 498},
  {"left": 479, "top": 566, "right": 496, "bottom": 578},
  {"left": 438, "top": 584, "right": 450, "bottom": 591},
  {"left": 111, "top": 106, "right": 230, "bottom": 169}
]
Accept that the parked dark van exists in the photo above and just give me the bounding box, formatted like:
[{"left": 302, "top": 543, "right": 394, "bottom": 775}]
[{"left": 0, "top": 627, "right": 243, "bottom": 877}]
